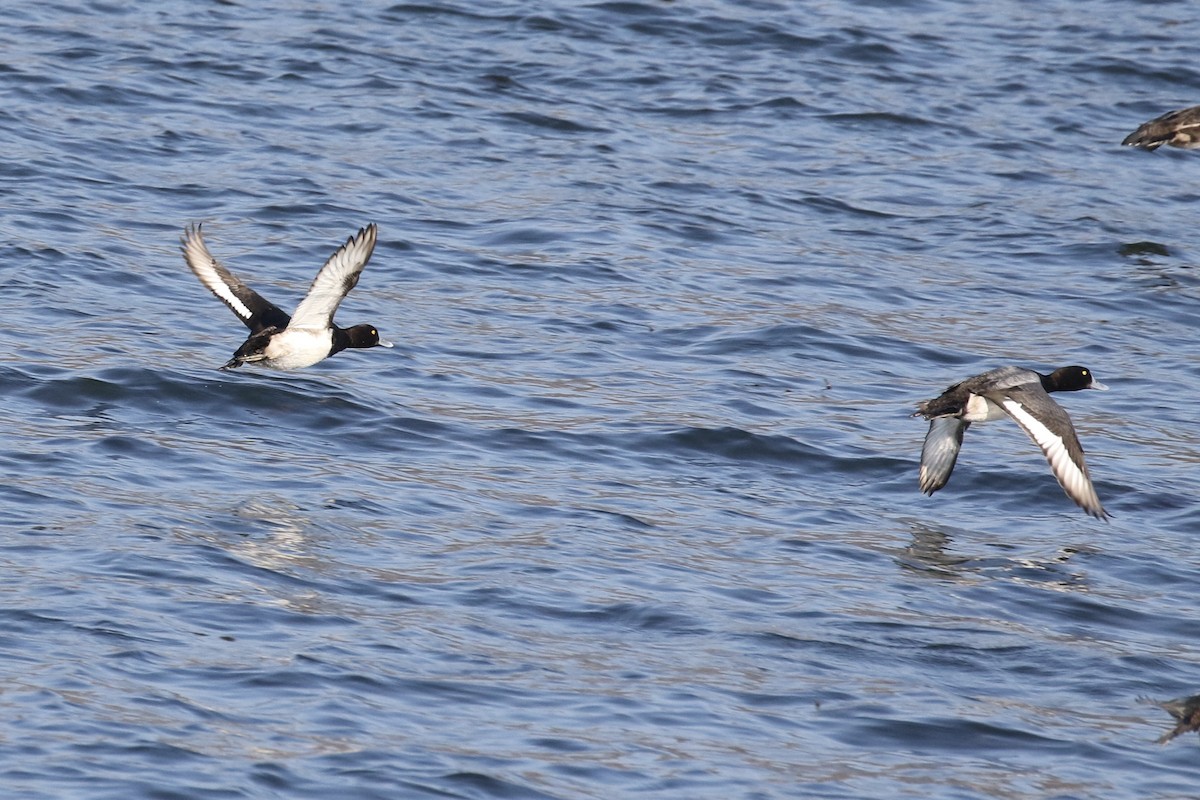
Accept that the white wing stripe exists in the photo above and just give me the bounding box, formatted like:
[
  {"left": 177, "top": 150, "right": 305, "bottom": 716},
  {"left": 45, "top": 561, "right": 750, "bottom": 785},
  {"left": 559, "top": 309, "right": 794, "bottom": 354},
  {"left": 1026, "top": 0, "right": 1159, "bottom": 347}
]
[
  {"left": 182, "top": 229, "right": 255, "bottom": 321},
  {"left": 999, "top": 398, "right": 1105, "bottom": 517}
]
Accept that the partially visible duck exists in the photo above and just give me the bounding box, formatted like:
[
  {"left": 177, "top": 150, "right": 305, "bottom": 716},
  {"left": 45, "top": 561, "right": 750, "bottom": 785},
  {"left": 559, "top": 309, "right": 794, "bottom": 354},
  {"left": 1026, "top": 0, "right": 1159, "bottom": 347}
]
[
  {"left": 1122, "top": 105, "right": 1200, "bottom": 150},
  {"left": 914, "top": 366, "right": 1109, "bottom": 519},
  {"left": 181, "top": 223, "right": 392, "bottom": 370},
  {"left": 1140, "top": 694, "right": 1200, "bottom": 744}
]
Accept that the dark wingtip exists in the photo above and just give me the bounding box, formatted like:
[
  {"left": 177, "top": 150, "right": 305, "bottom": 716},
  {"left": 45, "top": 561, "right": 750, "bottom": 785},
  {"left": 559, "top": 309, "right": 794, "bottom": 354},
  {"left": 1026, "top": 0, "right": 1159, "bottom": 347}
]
[
  {"left": 1083, "top": 499, "right": 1112, "bottom": 522},
  {"left": 180, "top": 221, "right": 200, "bottom": 250},
  {"left": 342, "top": 223, "right": 379, "bottom": 257}
]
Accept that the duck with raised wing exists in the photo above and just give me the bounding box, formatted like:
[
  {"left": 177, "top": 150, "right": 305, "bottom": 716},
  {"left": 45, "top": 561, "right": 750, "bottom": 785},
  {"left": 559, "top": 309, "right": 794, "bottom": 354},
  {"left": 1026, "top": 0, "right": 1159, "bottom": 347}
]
[
  {"left": 914, "top": 366, "right": 1109, "bottom": 519},
  {"left": 181, "top": 223, "right": 392, "bottom": 370},
  {"left": 1122, "top": 105, "right": 1200, "bottom": 150}
]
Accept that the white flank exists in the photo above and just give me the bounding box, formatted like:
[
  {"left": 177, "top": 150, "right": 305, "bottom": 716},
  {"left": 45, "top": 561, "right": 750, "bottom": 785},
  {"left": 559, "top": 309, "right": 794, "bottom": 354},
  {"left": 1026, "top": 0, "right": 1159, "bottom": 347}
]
[
  {"left": 262, "top": 328, "right": 335, "bottom": 370},
  {"left": 961, "top": 394, "right": 1007, "bottom": 423}
]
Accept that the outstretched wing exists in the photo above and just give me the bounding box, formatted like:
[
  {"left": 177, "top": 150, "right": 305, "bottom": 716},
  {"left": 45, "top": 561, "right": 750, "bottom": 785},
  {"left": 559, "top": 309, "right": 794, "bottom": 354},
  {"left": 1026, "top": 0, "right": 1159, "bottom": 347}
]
[
  {"left": 288, "top": 224, "right": 378, "bottom": 331},
  {"left": 998, "top": 390, "right": 1108, "bottom": 520},
  {"left": 181, "top": 224, "right": 290, "bottom": 334},
  {"left": 919, "top": 417, "right": 968, "bottom": 495}
]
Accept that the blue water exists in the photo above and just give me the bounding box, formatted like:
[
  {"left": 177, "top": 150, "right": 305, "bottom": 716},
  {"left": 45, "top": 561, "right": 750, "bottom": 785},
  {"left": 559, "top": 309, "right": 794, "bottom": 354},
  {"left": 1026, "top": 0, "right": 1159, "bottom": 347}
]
[{"left": 3, "top": 0, "right": 1200, "bottom": 797}]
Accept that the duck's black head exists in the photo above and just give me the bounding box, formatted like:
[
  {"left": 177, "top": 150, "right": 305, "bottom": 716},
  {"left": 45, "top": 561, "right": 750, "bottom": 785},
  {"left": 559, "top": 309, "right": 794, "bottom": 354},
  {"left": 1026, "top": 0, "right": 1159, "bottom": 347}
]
[
  {"left": 339, "top": 324, "right": 394, "bottom": 352},
  {"left": 1044, "top": 366, "right": 1108, "bottom": 393}
]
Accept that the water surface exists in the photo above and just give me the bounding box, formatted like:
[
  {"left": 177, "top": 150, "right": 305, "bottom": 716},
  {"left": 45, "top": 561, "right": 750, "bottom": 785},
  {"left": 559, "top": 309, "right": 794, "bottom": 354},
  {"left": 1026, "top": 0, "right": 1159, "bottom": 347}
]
[{"left": 2, "top": 1, "right": 1200, "bottom": 798}]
